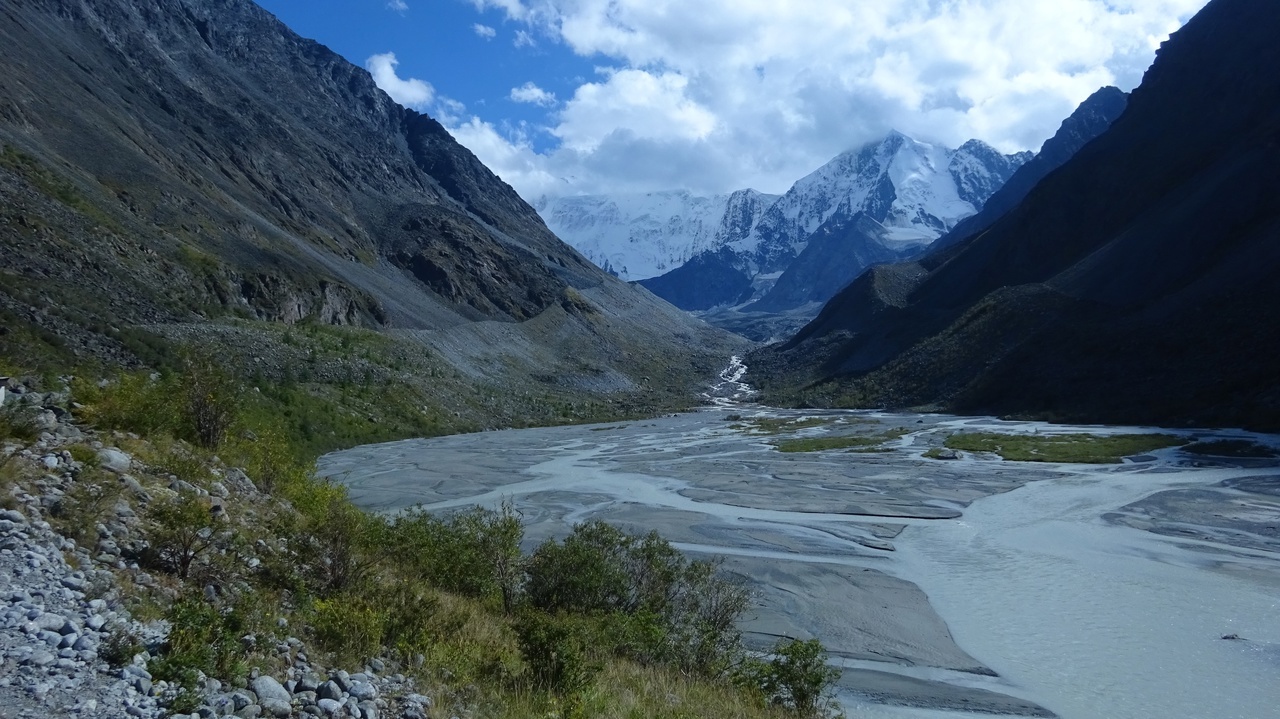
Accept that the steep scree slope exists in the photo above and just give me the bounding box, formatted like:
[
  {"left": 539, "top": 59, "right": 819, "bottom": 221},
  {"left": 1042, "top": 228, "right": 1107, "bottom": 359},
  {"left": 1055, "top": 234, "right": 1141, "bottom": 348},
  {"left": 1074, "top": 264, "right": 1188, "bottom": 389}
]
[{"left": 0, "top": 0, "right": 741, "bottom": 409}]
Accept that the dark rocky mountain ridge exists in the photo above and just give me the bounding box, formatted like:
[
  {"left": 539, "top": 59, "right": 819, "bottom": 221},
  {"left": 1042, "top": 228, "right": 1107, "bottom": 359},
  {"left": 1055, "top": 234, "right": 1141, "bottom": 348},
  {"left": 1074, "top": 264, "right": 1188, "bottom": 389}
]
[
  {"left": 751, "top": 0, "right": 1280, "bottom": 430},
  {"left": 0, "top": 0, "right": 742, "bottom": 420}
]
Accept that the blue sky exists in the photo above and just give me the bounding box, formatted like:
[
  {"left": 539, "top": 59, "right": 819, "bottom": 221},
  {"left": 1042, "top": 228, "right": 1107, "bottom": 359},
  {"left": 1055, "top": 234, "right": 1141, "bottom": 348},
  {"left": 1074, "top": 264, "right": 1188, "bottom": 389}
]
[{"left": 255, "top": 0, "right": 1209, "bottom": 200}]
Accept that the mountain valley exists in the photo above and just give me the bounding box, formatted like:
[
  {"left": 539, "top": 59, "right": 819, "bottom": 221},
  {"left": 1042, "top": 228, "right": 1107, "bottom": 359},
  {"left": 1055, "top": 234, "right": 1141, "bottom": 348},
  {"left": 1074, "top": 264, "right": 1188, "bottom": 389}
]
[{"left": 2, "top": 0, "right": 1279, "bottom": 718}]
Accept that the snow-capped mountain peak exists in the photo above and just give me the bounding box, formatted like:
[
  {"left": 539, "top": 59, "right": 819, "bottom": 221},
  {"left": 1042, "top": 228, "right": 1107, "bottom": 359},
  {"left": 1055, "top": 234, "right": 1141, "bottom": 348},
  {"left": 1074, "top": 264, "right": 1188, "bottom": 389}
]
[{"left": 535, "top": 189, "right": 778, "bottom": 281}]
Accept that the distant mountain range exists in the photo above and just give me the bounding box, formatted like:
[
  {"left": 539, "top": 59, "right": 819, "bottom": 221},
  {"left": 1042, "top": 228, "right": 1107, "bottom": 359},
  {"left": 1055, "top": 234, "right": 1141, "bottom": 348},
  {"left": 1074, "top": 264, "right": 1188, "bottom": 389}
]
[
  {"left": 541, "top": 134, "right": 1033, "bottom": 315},
  {"left": 533, "top": 189, "right": 778, "bottom": 281},
  {"left": 749, "top": 0, "right": 1280, "bottom": 430}
]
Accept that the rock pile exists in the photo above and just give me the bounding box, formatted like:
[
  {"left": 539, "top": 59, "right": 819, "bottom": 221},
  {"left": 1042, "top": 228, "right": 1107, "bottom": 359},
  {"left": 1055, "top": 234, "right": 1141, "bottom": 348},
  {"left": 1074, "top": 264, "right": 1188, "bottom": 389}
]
[{"left": 0, "top": 383, "right": 443, "bottom": 718}]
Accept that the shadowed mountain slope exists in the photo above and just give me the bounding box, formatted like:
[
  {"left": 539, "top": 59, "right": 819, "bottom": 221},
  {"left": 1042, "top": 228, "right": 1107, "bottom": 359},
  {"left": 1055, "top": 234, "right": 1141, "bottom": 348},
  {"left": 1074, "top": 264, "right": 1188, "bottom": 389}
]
[
  {"left": 750, "top": 0, "right": 1280, "bottom": 430},
  {"left": 0, "top": 0, "right": 742, "bottom": 425}
]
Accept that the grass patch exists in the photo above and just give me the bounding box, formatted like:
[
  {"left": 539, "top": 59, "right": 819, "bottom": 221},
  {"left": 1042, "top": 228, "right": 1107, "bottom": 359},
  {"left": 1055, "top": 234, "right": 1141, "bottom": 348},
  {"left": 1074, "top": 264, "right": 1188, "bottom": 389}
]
[
  {"left": 736, "top": 417, "right": 830, "bottom": 435},
  {"left": 774, "top": 428, "right": 907, "bottom": 453},
  {"left": 943, "top": 432, "right": 1186, "bottom": 463},
  {"left": 1182, "top": 439, "right": 1277, "bottom": 458}
]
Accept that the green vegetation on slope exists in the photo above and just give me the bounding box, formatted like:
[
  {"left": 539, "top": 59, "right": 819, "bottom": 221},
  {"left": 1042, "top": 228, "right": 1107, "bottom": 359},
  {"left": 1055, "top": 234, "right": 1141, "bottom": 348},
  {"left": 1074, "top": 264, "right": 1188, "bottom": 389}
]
[
  {"left": 0, "top": 356, "right": 843, "bottom": 718},
  {"left": 773, "top": 428, "right": 908, "bottom": 453},
  {"left": 943, "top": 432, "right": 1185, "bottom": 463}
]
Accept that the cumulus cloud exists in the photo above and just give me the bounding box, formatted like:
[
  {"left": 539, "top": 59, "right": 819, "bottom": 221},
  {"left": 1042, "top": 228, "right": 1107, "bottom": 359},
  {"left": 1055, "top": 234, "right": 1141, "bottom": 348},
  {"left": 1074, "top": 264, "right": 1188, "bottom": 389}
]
[
  {"left": 473, "top": 23, "right": 496, "bottom": 39},
  {"left": 364, "top": 53, "right": 434, "bottom": 109},
  {"left": 458, "top": 0, "right": 1208, "bottom": 198},
  {"left": 510, "top": 82, "right": 557, "bottom": 107},
  {"left": 386, "top": 0, "right": 407, "bottom": 13}
]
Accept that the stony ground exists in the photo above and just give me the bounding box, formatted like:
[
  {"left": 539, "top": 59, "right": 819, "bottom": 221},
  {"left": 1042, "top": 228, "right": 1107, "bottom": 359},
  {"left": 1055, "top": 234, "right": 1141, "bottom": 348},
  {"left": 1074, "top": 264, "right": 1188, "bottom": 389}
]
[{"left": 0, "top": 380, "right": 442, "bottom": 719}]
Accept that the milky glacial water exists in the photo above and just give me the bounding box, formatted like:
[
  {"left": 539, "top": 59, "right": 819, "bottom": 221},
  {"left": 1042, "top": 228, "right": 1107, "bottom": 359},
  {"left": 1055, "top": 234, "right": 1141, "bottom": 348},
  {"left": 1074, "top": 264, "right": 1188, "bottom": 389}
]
[
  {"left": 890, "top": 462, "right": 1280, "bottom": 719},
  {"left": 321, "top": 388, "right": 1280, "bottom": 719}
]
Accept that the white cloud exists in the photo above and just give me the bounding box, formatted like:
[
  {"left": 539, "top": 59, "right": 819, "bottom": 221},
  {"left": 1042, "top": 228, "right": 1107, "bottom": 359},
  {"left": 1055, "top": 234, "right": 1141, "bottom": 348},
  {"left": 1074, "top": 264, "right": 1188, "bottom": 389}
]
[
  {"left": 449, "top": 117, "right": 564, "bottom": 197},
  {"left": 458, "top": 0, "right": 1209, "bottom": 198},
  {"left": 554, "top": 70, "right": 716, "bottom": 151},
  {"left": 386, "top": 0, "right": 408, "bottom": 13},
  {"left": 513, "top": 30, "right": 536, "bottom": 49},
  {"left": 364, "top": 53, "right": 434, "bottom": 109},
  {"left": 510, "top": 82, "right": 557, "bottom": 107},
  {"left": 473, "top": 23, "right": 496, "bottom": 39}
]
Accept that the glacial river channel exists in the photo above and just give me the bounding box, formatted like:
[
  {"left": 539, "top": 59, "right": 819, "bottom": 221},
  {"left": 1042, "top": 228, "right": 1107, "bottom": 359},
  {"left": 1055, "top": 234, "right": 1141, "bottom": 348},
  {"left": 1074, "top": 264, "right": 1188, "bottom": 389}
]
[{"left": 320, "top": 362, "right": 1280, "bottom": 718}]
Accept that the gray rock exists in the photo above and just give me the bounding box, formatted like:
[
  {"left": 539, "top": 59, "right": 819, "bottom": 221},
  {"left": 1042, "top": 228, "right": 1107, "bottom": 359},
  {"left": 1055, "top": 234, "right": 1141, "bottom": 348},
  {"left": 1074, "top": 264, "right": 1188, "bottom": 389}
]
[
  {"left": 33, "top": 613, "right": 70, "bottom": 632},
  {"left": 358, "top": 700, "right": 378, "bottom": 719},
  {"left": 296, "top": 674, "right": 320, "bottom": 693},
  {"left": 348, "top": 681, "right": 377, "bottom": 701},
  {"left": 134, "top": 676, "right": 153, "bottom": 695},
  {"left": 316, "top": 698, "right": 342, "bottom": 716},
  {"left": 251, "top": 676, "right": 291, "bottom": 703},
  {"left": 403, "top": 694, "right": 431, "bottom": 709},
  {"left": 235, "top": 705, "right": 263, "bottom": 719},
  {"left": 232, "top": 691, "right": 254, "bottom": 710},
  {"left": 25, "top": 650, "right": 56, "bottom": 666},
  {"left": 97, "top": 448, "right": 132, "bottom": 474},
  {"left": 317, "top": 680, "right": 342, "bottom": 701},
  {"left": 334, "top": 670, "right": 352, "bottom": 693},
  {"left": 261, "top": 698, "right": 291, "bottom": 717},
  {"left": 0, "top": 509, "right": 26, "bottom": 523}
]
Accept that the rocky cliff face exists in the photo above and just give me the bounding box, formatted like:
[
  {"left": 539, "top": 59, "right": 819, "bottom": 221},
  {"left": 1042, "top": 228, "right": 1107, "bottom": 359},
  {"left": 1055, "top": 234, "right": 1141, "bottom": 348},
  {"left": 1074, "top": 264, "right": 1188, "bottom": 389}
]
[
  {"left": 752, "top": 0, "right": 1280, "bottom": 430},
  {"left": 0, "top": 0, "right": 741, "bottom": 403}
]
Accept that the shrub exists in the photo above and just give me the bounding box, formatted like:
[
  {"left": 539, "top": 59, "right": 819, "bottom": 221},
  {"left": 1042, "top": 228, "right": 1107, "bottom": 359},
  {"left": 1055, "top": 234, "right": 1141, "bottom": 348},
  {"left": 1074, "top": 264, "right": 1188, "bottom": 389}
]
[
  {"left": 48, "top": 468, "right": 123, "bottom": 547},
  {"left": 735, "top": 638, "right": 841, "bottom": 718},
  {"left": 390, "top": 503, "right": 524, "bottom": 611},
  {"left": 72, "top": 372, "right": 180, "bottom": 436},
  {"left": 293, "top": 492, "right": 386, "bottom": 597},
  {"left": 514, "top": 610, "right": 599, "bottom": 699},
  {"left": 99, "top": 622, "right": 146, "bottom": 669},
  {"left": 311, "top": 594, "right": 386, "bottom": 667},
  {"left": 142, "top": 490, "right": 223, "bottom": 579},
  {"left": 0, "top": 406, "right": 39, "bottom": 442},
  {"left": 149, "top": 595, "right": 256, "bottom": 685},
  {"left": 178, "top": 352, "right": 241, "bottom": 450},
  {"left": 525, "top": 521, "right": 750, "bottom": 675},
  {"left": 66, "top": 443, "right": 99, "bottom": 467}
]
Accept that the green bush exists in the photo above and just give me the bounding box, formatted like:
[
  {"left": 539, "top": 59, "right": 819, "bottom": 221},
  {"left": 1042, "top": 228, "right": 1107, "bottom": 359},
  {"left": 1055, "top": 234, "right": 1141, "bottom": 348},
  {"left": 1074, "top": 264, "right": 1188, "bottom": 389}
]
[
  {"left": 73, "top": 372, "right": 180, "bottom": 436},
  {"left": 66, "top": 443, "right": 99, "bottom": 467},
  {"left": 178, "top": 352, "right": 240, "bottom": 450},
  {"left": 390, "top": 503, "right": 524, "bottom": 611},
  {"left": 311, "top": 594, "right": 387, "bottom": 667},
  {"left": 99, "top": 622, "right": 146, "bottom": 669},
  {"left": 149, "top": 595, "right": 255, "bottom": 686},
  {"left": 735, "top": 638, "right": 841, "bottom": 718},
  {"left": 142, "top": 490, "right": 223, "bottom": 579},
  {"left": 514, "top": 610, "right": 599, "bottom": 699},
  {"left": 525, "top": 521, "right": 750, "bottom": 675},
  {"left": 0, "top": 406, "right": 39, "bottom": 442},
  {"left": 48, "top": 468, "right": 123, "bottom": 547}
]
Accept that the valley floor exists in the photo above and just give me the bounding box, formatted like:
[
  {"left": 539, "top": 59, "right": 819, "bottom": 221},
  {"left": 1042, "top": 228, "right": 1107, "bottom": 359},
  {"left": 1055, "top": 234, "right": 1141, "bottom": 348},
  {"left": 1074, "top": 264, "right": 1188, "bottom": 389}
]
[{"left": 320, "top": 392, "right": 1280, "bottom": 719}]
